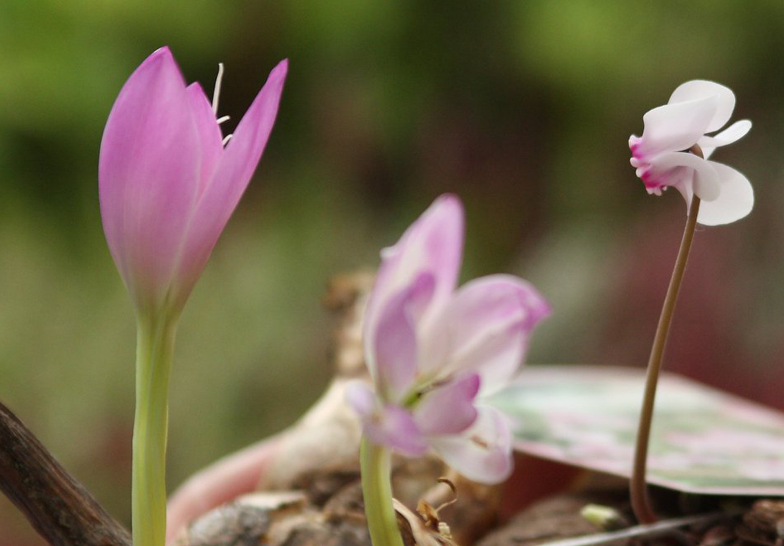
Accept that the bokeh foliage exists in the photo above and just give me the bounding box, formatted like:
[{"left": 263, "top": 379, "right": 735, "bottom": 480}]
[{"left": 2, "top": 1, "right": 784, "bottom": 544}]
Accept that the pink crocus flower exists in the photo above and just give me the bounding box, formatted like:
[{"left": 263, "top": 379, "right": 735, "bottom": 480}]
[
  {"left": 100, "top": 47, "right": 287, "bottom": 317},
  {"left": 348, "top": 195, "right": 550, "bottom": 484},
  {"left": 629, "top": 80, "right": 753, "bottom": 226}
]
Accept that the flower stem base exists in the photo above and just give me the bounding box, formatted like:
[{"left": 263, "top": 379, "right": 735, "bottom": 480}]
[
  {"left": 132, "top": 316, "right": 177, "bottom": 546},
  {"left": 360, "top": 439, "right": 405, "bottom": 546}
]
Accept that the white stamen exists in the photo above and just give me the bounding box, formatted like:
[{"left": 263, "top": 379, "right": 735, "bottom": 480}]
[
  {"left": 222, "top": 134, "right": 233, "bottom": 146},
  {"left": 212, "top": 62, "right": 225, "bottom": 115},
  {"left": 216, "top": 115, "right": 230, "bottom": 125}
]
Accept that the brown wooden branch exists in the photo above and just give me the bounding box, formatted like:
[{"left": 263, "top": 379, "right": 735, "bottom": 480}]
[{"left": 0, "top": 400, "right": 132, "bottom": 546}]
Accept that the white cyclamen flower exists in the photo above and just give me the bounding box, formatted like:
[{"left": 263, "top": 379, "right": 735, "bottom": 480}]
[{"left": 629, "top": 80, "right": 753, "bottom": 226}]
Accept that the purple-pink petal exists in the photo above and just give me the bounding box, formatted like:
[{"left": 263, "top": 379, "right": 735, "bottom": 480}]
[
  {"left": 347, "top": 382, "right": 428, "bottom": 456},
  {"left": 363, "top": 404, "right": 428, "bottom": 457},
  {"left": 430, "top": 406, "right": 513, "bottom": 484},
  {"left": 346, "top": 380, "right": 378, "bottom": 418},
  {"left": 372, "top": 273, "right": 435, "bottom": 401},
  {"left": 364, "top": 195, "right": 464, "bottom": 366},
  {"left": 99, "top": 47, "right": 201, "bottom": 312},
  {"left": 437, "top": 275, "right": 550, "bottom": 393},
  {"left": 414, "top": 374, "right": 480, "bottom": 436},
  {"left": 171, "top": 59, "right": 288, "bottom": 308}
]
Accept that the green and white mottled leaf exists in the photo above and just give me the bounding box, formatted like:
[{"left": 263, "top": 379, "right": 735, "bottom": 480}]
[{"left": 490, "top": 365, "right": 784, "bottom": 495}]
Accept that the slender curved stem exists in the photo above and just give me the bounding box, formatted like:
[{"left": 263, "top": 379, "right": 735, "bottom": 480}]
[
  {"left": 630, "top": 192, "right": 701, "bottom": 524},
  {"left": 133, "top": 316, "right": 177, "bottom": 546},
  {"left": 360, "top": 439, "right": 405, "bottom": 546}
]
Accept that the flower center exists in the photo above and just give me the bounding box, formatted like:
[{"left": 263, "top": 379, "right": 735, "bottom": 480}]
[{"left": 400, "top": 375, "right": 452, "bottom": 409}]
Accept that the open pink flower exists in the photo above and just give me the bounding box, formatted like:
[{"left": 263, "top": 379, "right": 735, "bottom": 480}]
[
  {"left": 100, "top": 47, "right": 287, "bottom": 316},
  {"left": 348, "top": 195, "right": 550, "bottom": 484},
  {"left": 629, "top": 80, "right": 753, "bottom": 226}
]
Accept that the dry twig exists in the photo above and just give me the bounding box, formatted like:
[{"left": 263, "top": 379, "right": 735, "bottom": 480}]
[{"left": 0, "top": 401, "right": 131, "bottom": 546}]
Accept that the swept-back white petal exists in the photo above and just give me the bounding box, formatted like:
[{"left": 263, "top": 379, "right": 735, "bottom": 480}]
[
  {"left": 669, "top": 80, "right": 736, "bottom": 133},
  {"left": 652, "top": 152, "right": 720, "bottom": 202},
  {"left": 697, "top": 162, "right": 754, "bottom": 226},
  {"left": 638, "top": 96, "right": 718, "bottom": 157},
  {"left": 699, "top": 120, "right": 752, "bottom": 159}
]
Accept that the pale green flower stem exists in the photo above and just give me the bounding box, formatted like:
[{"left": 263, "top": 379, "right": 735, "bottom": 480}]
[
  {"left": 360, "top": 438, "right": 405, "bottom": 546},
  {"left": 630, "top": 145, "right": 704, "bottom": 524},
  {"left": 132, "top": 315, "right": 178, "bottom": 546}
]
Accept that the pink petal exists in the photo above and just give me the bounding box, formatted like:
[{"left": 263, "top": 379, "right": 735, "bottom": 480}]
[
  {"left": 364, "top": 404, "right": 428, "bottom": 456},
  {"left": 669, "top": 80, "right": 736, "bottom": 133},
  {"left": 696, "top": 162, "right": 754, "bottom": 226},
  {"left": 371, "top": 273, "right": 435, "bottom": 401},
  {"left": 434, "top": 275, "right": 550, "bottom": 394},
  {"left": 347, "top": 382, "right": 427, "bottom": 456},
  {"left": 346, "top": 380, "right": 378, "bottom": 417},
  {"left": 431, "top": 406, "right": 513, "bottom": 484},
  {"left": 99, "top": 47, "right": 200, "bottom": 311},
  {"left": 414, "top": 373, "right": 480, "bottom": 435},
  {"left": 185, "top": 83, "right": 223, "bottom": 196},
  {"left": 364, "top": 195, "right": 464, "bottom": 368},
  {"left": 636, "top": 96, "right": 718, "bottom": 158},
  {"left": 172, "top": 59, "right": 288, "bottom": 307},
  {"left": 698, "top": 119, "right": 752, "bottom": 159}
]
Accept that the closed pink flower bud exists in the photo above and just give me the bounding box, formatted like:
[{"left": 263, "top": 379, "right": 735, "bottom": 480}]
[{"left": 100, "top": 47, "right": 287, "bottom": 316}]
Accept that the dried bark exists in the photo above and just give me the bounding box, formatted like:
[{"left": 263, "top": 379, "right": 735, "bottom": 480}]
[
  {"left": 0, "top": 401, "right": 131, "bottom": 546},
  {"left": 174, "top": 458, "right": 499, "bottom": 546},
  {"left": 476, "top": 489, "right": 627, "bottom": 546},
  {"left": 737, "top": 500, "right": 784, "bottom": 546}
]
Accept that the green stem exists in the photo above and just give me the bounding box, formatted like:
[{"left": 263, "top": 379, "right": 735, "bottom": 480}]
[
  {"left": 360, "top": 439, "right": 405, "bottom": 546},
  {"left": 630, "top": 195, "right": 701, "bottom": 524},
  {"left": 132, "top": 315, "right": 178, "bottom": 546}
]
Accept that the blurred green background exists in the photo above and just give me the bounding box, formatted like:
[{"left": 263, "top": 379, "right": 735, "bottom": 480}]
[{"left": 2, "top": 1, "right": 784, "bottom": 544}]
